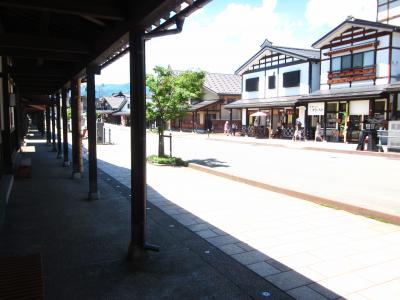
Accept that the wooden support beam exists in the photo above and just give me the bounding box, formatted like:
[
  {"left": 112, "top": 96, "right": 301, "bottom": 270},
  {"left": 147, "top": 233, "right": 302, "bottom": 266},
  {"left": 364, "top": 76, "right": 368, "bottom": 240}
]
[
  {"left": 51, "top": 94, "right": 57, "bottom": 152},
  {"left": 45, "top": 105, "right": 51, "bottom": 144},
  {"left": 0, "top": 48, "right": 86, "bottom": 61},
  {"left": 0, "top": 34, "right": 90, "bottom": 54},
  {"left": 0, "top": 0, "right": 126, "bottom": 21},
  {"left": 127, "top": 28, "right": 159, "bottom": 261},
  {"left": 56, "top": 92, "right": 62, "bottom": 158},
  {"left": 10, "top": 66, "right": 73, "bottom": 78},
  {"left": 86, "top": 65, "right": 100, "bottom": 200},
  {"left": 71, "top": 78, "right": 83, "bottom": 178},
  {"left": 61, "top": 88, "right": 69, "bottom": 166}
]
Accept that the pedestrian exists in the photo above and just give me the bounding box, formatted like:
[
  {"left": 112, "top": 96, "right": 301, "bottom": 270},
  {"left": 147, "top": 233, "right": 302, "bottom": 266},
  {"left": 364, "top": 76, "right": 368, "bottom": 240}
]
[
  {"left": 224, "top": 121, "right": 230, "bottom": 135},
  {"left": 315, "top": 121, "right": 323, "bottom": 142},
  {"left": 292, "top": 123, "right": 301, "bottom": 141},
  {"left": 232, "top": 123, "right": 237, "bottom": 136}
]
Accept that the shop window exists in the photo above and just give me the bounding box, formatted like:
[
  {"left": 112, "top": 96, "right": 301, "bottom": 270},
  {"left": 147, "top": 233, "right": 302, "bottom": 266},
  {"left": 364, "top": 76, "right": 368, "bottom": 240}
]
[
  {"left": 283, "top": 70, "right": 300, "bottom": 88},
  {"left": 245, "top": 77, "right": 259, "bottom": 92},
  {"left": 268, "top": 75, "right": 276, "bottom": 89},
  {"left": 327, "top": 102, "right": 338, "bottom": 112}
]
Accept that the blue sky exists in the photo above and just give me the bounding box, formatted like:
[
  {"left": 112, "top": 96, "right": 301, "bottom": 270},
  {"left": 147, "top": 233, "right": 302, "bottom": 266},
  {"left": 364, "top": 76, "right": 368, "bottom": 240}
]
[{"left": 97, "top": 0, "right": 376, "bottom": 84}]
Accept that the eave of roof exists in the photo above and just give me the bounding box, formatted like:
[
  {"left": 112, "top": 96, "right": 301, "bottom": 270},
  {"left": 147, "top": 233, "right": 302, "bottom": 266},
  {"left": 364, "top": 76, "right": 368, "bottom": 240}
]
[
  {"left": 189, "top": 99, "right": 221, "bottom": 112},
  {"left": 299, "top": 85, "right": 389, "bottom": 102},
  {"left": 225, "top": 96, "right": 299, "bottom": 109},
  {"left": 235, "top": 44, "right": 319, "bottom": 75},
  {"left": 312, "top": 18, "right": 399, "bottom": 49}
]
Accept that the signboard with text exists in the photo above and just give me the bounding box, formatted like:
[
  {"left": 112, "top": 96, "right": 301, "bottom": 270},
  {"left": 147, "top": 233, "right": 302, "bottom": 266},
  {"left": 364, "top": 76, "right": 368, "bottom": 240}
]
[{"left": 308, "top": 102, "right": 325, "bottom": 116}]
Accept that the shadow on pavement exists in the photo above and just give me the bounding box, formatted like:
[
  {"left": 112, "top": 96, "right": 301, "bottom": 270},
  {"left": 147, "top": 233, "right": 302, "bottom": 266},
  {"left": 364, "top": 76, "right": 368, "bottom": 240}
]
[{"left": 186, "top": 158, "right": 229, "bottom": 168}]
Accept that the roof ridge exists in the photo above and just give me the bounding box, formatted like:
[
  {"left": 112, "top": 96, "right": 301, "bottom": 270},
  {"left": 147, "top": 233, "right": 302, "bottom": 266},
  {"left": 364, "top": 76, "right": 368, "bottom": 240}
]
[{"left": 275, "top": 45, "right": 319, "bottom": 52}]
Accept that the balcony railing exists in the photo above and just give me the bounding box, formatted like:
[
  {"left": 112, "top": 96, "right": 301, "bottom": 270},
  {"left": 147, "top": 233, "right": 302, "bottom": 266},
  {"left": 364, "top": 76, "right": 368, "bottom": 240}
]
[{"left": 327, "top": 65, "right": 376, "bottom": 84}]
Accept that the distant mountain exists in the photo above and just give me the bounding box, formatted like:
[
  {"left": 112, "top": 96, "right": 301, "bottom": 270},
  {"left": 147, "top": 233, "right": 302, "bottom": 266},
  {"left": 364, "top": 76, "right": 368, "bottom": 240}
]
[{"left": 81, "top": 83, "right": 150, "bottom": 98}]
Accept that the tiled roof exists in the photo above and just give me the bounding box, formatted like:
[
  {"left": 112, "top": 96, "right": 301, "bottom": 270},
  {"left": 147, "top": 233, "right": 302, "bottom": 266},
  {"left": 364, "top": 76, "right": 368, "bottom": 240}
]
[
  {"left": 235, "top": 41, "right": 319, "bottom": 74},
  {"left": 204, "top": 73, "right": 242, "bottom": 95},
  {"left": 100, "top": 96, "right": 126, "bottom": 110},
  {"left": 274, "top": 46, "right": 319, "bottom": 60},
  {"left": 189, "top": 99, "right": 221, "bottom": 112}
]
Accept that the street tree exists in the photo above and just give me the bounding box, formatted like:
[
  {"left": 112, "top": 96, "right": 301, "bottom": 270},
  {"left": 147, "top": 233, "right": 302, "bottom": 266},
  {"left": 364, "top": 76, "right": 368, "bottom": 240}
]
[{"left": 146, "top": 66, "right": 205, "bottom": 157}]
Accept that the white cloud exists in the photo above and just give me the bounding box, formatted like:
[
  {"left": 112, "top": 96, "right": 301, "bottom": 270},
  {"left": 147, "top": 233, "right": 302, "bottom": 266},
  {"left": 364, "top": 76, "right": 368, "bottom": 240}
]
[
  {"left": 97, "top": 0, "right": 379, "bottom": 84},
  {"left": 305, "top": 0, "right": 376, "bottom": 28},
  {"left": 145, "top": 0, "right": 305, "bottom": 75}
]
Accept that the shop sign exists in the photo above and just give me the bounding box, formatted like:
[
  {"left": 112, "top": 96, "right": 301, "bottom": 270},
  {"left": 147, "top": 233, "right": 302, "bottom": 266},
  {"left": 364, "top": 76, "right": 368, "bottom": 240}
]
[{"left": 308, "top": 102, "right": 325, "bottom": 116}]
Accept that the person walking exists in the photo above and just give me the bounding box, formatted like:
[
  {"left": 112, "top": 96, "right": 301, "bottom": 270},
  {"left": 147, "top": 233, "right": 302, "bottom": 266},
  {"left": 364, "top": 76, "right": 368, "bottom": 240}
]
[
  {"left": 224, "top": 121, "right": 230, "bottom": 135},
  {"left": 232, "top": 123, "right": 237, "bottom": 136},
  {"left": 315, "top": 121, "right": 323, "bottom": 142}
]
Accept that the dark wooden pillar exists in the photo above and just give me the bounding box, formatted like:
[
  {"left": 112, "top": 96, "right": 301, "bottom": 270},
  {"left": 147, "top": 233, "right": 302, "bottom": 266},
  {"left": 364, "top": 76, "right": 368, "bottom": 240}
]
[
  {"left": 1, "top": 59, "right": 12, "bottom": 174},
  {"left": 392, "top": 93, "right": 398, "bottom": 120},
  {"left": 323, "top": 102, "right": 327, "bottom": 141},
  {"left": 51, "top": 94, "right": 57, "bottom": 152},
  {"left": 61, "top": 88, "right": 69, "bottom": 166},
  {"left": 71, "top": 78, "right": 83, "bottom": 178},
  {"left": 87, "top": 66, "right": 101, "bottom": 200},
  {"left": 45, "top": 104, "right": 51, "bottom": 144},
  {"left": 192, "top": 112, "right": 195, "bottom": 132},
  {"left": 245, "top": 108, "right": 248, "bottom": 126},
  {"left": 56, "top": 92, "right": 62, "bottom": 158},
  {"left": 127, "top": 28, "right": 158, "bottom": 261},
  {"left": 229, "top": 109, "right": 233, "bottom": 125}
]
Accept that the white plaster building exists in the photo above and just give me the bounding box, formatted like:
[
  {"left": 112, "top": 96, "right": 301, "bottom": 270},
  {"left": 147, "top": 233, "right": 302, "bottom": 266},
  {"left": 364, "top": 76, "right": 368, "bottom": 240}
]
[{"left": 226, "top": 39, "right": 320, "bottom": 138}]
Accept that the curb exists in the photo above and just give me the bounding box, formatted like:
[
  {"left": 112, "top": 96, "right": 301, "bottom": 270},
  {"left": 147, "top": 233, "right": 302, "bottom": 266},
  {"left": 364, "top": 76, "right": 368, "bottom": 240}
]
[
  {"left": 206, "top": 136, "right": 400, "bottom": 160},
  {"left": 188, "top": 163, "right": 400, "bottom": 226}
]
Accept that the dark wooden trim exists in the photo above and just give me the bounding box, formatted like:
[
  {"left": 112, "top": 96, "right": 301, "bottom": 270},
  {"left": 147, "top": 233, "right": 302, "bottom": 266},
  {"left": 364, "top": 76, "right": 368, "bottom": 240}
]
[
  {"left": 242, "top": 60, "right": 308, "bottom": 75},
  {"left": 322, "top": 31, "right": 390, "bottom": 50},
  {"left": 389, "top": 32, "right": 393, "bottom": 83},
  {"left": 87, "top": 67, "right": 98, "bottom": 199},
  {"left": 61, "top": 88, "right": 69, "bottom": 164},
  {"left": 56, "top": 92, "right": 62, "bottom": 158},
  {"left": 51, "top": 94, "right": 56, "bottom": 152},
  {"left": 0, "top": 0, "right": 126, "bottom": 20}
]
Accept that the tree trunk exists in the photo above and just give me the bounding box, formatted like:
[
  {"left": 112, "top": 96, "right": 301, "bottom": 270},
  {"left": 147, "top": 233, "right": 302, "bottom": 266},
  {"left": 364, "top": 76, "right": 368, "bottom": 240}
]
[{"left": 158, "top": 126, "right": 165, "bottom": 157}]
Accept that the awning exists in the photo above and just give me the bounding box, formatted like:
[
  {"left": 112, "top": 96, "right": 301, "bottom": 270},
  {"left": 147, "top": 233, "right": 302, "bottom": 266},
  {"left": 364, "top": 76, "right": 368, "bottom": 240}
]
[
  {"left": 385, "top": 83, "right": 400, "bottom": 92},
  {"left": 112, "top": 111, "right": 130, "bottom": 116},
  {"left": 225, "top": 96, "right": 299, "bottom": 109},
  {"left": 189, "top": 99, "right": 221, "bottom": 112},
  {"left": 299, "top": 85, "right": 389, "bottom": 102}
]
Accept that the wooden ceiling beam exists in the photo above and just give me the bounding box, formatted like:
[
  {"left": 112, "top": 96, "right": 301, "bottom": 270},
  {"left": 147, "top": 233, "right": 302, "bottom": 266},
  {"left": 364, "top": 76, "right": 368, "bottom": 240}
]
[
  {"left": 0, "top": 34, "right": 90, "bottom": 54},
  {"left": 0, "top": 0, "right": 126, "bottom": 21},
  {"left": 0, "top": 48, "right": 86, "bottom": 61}
]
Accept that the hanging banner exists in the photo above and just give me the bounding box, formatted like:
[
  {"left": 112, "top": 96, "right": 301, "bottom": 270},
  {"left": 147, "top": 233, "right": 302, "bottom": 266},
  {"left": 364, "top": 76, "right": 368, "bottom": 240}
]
[{"left": 308, "top": 102, "right": 325, "bottom": 116}]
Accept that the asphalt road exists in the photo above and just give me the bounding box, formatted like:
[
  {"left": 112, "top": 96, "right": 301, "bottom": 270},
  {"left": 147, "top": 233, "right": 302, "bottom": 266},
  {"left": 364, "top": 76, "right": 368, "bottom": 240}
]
[{"left": 94, "top": 127, "right": 400, "bottom": 217}]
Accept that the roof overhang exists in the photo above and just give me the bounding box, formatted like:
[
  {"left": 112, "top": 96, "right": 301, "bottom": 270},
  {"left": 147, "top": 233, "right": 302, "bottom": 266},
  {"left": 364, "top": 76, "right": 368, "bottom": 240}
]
[
  {"left": 189, "top": 99, "right": 221, "bottom": 112},
  {"left": 299, "top": 85, "right": 389, "bottom": 102},
  {"left": 225, "top": 96, "right": 299, "bottom": 109},
  {"left": 312, "top": 18, "right": 398, "bottom": 49}
]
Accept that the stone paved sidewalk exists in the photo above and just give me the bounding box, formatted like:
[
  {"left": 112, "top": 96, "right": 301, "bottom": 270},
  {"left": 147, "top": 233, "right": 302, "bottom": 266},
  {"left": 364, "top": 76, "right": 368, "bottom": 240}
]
[{"left": 95, "top": 154, "right": 400, "bottom": 300}]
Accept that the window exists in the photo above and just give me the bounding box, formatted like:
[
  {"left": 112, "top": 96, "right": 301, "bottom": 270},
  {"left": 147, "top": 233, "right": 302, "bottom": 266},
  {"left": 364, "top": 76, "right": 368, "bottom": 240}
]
[
  {"left": 245, "top": 77, "right": 259, "bottom": 92},
  {"left": 283, "top": 70, "right": 300, "bottom": 88},
  {"left": 341, "top": 55, "right": 352, "bottom": 70},
  {"left": 332, "top": 57, "right": 341, "bottom": 71},
  {"left": 331, "top": 51, "right": 375, "bottom": 72},
  {"left": 353, "top": 53, "right": 363, "bottom": 68},
  {"left": 363, "top": 51, "right": 374, "bottom": 67},
  {"left": 268, "top": 75, "right": 276, "bottom": 89}
]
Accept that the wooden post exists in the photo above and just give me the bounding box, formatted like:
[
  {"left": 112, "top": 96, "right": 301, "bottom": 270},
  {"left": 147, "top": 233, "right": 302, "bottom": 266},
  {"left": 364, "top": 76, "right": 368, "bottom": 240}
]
[
  {"left": 56, "top": 92, "right": 62, "bottom": 158},
  {"left": 61, "top": 88, "right": 70, "bottom": 166},
  {"left": 87, "top": 66, "right": 101, "bottom": 200},
  {"left": 1, "top": 57, "right": 12, "bottom": 174},
  {"left": 71, "top": 78, "right": 83, "bottom": 179},
  {"left": 45, "top": 105, "right": 51, "bottom": 145},
  {"left": 51, "top": 94, "right": 57, "bottom": 152},
  {"left": 127, "top": 28, "right": 158, "bottom": 261}
]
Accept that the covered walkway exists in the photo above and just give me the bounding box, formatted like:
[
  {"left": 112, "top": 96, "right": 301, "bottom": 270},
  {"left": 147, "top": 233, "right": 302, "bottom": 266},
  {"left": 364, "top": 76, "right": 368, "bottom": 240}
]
[{"left": 0, "top": 131, "right": 291, "bottom": 299}]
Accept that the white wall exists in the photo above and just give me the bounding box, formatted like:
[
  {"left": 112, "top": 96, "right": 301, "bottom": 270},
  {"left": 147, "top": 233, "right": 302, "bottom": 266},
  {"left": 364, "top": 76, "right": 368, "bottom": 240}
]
[
  {"left": 391, "top": 48, "right": 400, "bottom": 83},
  {"left": 311, "top": 62, "right": 320, "bottom": 92},
  {"left": 203, "top": 89, "right": 218, "bottom": 101},
  {"left": 242, "top": 71, "right": 265, "bottom": 99},
  {"left": 277, "top": 62, "right": 310, "bottom": 96}
]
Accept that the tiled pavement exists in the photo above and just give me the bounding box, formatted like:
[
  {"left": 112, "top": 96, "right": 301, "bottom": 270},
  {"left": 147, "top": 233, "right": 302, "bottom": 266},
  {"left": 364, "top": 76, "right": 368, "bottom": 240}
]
[{"left": 95, "top": 143, "right": 400, "bottom": 300}]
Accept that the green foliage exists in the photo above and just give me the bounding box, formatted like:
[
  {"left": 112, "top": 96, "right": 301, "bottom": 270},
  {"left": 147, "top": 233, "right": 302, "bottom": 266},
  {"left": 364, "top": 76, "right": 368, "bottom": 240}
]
[
  {"left": 146, "top": 66, "right": 205, "bottom": 127},
  {"left": 147, "top": 155, "right": 187, "bottom": 167},
  {"left": 146, "top": 65, "right": 205, "bottom": 156},
  {"left": 67, "top": 107, "right": 72, "bottom": 121}
]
